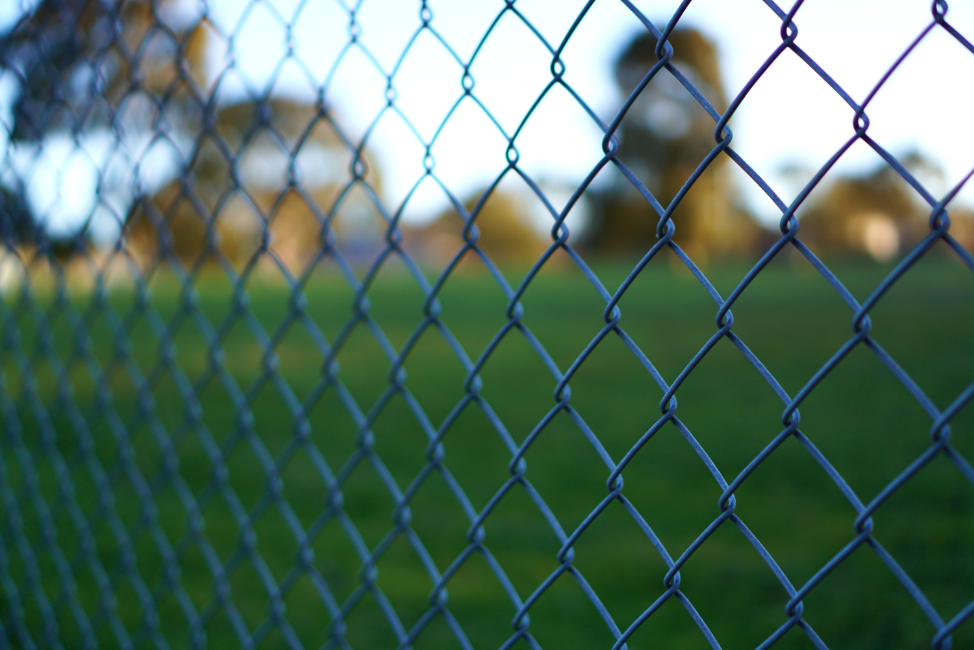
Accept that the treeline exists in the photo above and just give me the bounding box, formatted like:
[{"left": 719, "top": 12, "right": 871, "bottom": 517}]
[{"left": 0, "top": 0, "right": 969, "bottom": 277}]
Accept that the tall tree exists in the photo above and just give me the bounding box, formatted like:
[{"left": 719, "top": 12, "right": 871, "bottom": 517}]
[{"left": 587, "top": 28, "right": 758, "bottom": 260}]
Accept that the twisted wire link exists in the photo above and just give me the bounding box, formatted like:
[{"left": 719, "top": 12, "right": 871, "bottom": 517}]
[{"left": 0, "top": 0, "right": 972, "bottom": 648}]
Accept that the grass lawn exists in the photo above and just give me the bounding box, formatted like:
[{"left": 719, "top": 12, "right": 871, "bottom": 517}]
[{"left": 1, "top": 249, "right": 973, "bottom": 650}]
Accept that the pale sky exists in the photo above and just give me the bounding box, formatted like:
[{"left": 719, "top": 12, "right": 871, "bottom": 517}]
[{"left": 2, "top": 0, "right": 974, "bottom": 237}]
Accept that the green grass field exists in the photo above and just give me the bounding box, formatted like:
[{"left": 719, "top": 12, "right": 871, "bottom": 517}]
[{"left": 2, "top": 251, "right": 973, "bottom": 650}]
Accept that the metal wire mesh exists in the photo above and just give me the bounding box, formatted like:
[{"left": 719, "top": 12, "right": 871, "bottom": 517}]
[{"left": 0, "top": 0, "right": 973, "bottom": 648}]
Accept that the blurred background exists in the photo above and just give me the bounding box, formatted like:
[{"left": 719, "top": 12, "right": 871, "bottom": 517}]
[
  {"left": 1, "top": 0, "right": 974, "bottom": 270},
  {"left": 1, "top": 1, "right": 974, "bottom": 649}
]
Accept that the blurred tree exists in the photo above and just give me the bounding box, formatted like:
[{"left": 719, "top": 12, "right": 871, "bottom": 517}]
[
  {"left": 1, "top": 0, "right": 124, "bottom": 143},
  {"left": 0, "top": 0, "right": 209, "bottom": 141},
  {"left": 796, "top": 152, "right": 938, "bottom": 261},
  {"left": 0, "top": 0, "right": 211, "bottom": 247},
  {"left": 587, "top": 27, "right": 759, "bottom": 261},
  {"left": 408, "top": 187, "right": 548, "bottom": 267},
  {"left": 948, "top": 207, "right": 974, "bottom": 253},
  {"left": 0, "top": 185, "right": 31, "bottom": 245}
]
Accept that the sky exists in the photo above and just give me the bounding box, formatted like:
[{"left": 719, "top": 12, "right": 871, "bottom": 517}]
[{"left": 2, "top": 0, "right": 974, "bottom": 238}]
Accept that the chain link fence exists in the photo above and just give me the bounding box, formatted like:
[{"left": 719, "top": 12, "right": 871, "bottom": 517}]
[{"left": 1, "top": 0, "right": 973, "bottom": 648}]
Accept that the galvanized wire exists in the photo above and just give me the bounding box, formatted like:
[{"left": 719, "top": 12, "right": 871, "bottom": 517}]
[{"left": 0, "top": 0, "right": 972, "bottom": 649}]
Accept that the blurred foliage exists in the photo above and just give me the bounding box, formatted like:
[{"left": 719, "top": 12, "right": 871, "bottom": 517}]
[
  {"left": 408, "top": 187, "right": 549, "bottom": 266},
  {"left": 0, "top": 0, "right": 211, "bottom": 248},
  {"left": 0, "top": 185, "right": 31, "bottom": 245},
  {"left": 586, "top": 28, "right": 760, "bottom": 261},
  {"left": 795, "top": 152, "right": 974, "bottom": 261}
]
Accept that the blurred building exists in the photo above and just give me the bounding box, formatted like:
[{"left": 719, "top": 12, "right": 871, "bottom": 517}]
[
  {"left": 126, "top": 96, "right": 383, "bottom": 274},
  {"left": 586, "top": 28, "right": 759, "bottom": 261}
]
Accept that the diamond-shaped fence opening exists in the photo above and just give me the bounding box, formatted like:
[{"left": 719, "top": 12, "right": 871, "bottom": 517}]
[{"left": 2, "top": 0, "right": 974, "bottom": 648}]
